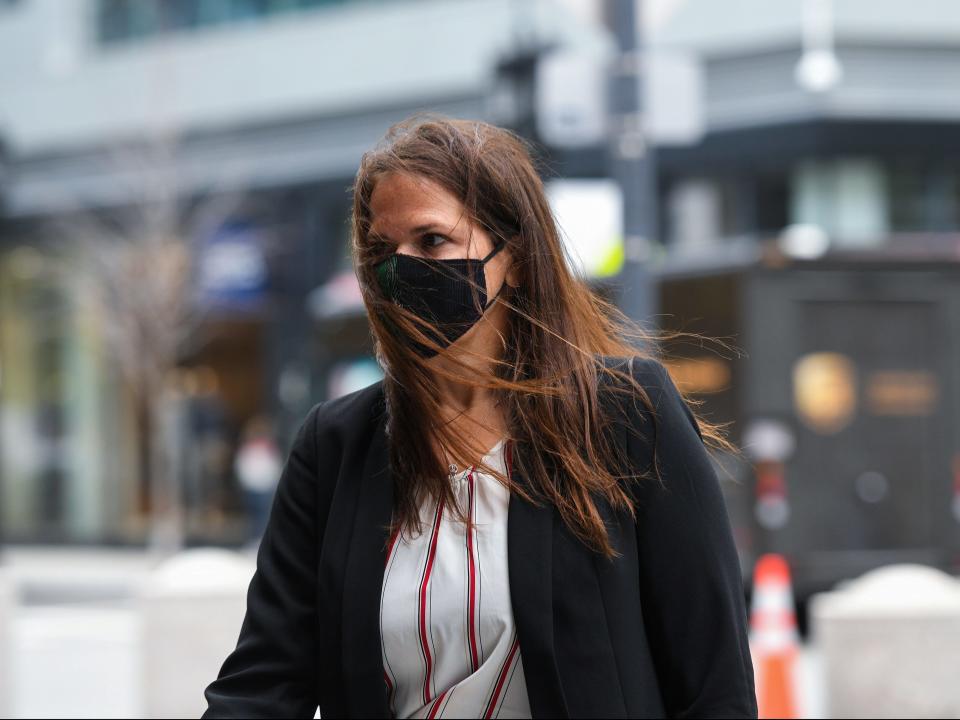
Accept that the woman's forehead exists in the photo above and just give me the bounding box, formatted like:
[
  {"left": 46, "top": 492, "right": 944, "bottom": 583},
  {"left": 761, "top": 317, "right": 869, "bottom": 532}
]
[
  {"left": 370, "top": 172, "right": 459, "bottom": 213},
  {"left": 368, "top": 173, "right": 471, "bottom": 237}
]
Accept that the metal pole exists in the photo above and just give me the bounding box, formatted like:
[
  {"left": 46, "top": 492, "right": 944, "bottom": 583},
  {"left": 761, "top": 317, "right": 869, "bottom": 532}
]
[{"left": 605, "top": 0, "right": 658, "bottom": 339}]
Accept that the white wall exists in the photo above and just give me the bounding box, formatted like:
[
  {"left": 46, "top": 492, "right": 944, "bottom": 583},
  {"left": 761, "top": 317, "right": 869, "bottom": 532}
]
[
  {"left": 648, "top": 0, "right": 960, "bottom": 135},
  {"left": 0, "top": 0, "right": 603, "bottom": 156}
]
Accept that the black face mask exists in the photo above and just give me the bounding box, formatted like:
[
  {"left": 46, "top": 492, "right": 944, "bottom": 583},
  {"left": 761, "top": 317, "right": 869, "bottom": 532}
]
[{"left": 374, "top": 239, "right": 508, "bottom": 359}]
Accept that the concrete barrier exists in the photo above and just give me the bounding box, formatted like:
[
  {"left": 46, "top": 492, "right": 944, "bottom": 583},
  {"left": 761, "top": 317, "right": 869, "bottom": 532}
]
[
  {"left": 810, "top": 563, "right": 960, "bottom": 718},
  {"left": 137, "top": 548, "right": 256, "bottom": 719},
  {"left": 0, "top": 567, "right": 16, "bottom": 718}
]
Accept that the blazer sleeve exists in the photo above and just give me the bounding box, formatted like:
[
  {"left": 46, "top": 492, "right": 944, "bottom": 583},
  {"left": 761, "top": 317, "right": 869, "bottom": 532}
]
[
  {"left": 202, "top": 401, "right": 327, "bottom": 719},
  {"left": 627, "top": 357, "right": 758, "bottom": 719}
]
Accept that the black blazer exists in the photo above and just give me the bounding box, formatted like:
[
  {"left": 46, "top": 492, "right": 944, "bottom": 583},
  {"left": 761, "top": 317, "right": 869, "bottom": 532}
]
[{"left": 202, "top": 355, "right": 758, "bottom": 719}]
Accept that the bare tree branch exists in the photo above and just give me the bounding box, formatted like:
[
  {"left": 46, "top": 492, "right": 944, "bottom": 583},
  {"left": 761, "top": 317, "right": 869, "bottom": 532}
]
[{"left": 36, "top": 121, "right": 252, "bottom": 557}]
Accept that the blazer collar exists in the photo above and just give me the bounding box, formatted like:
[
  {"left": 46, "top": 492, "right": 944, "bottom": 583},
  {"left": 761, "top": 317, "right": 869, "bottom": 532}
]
[{"left": 339, "top": 397, "right": 570, "bottom": 718}]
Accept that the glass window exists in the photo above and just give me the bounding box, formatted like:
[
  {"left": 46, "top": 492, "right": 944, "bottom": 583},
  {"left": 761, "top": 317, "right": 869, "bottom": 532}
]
[
  {"left": 125, "top": 0, "right": 162, "bottom": 39},
  {"left": 260, "top": 0, "right": 304, "bottom": 13},
  {"left": 888, "top": 157, "right": 930, "bottom": 232},
  {"left": 790, "top": 157, "right": 889, "bottom": 247},
  {"left": 228, "top": 0, "right": 259, "bottom": 21},
  {"left": 194, "top": 0, "right": 234, "bottom": 27},
  {"left": 96, "top": 0, "right": 356, "bottom": 45},
  {"left": 951, "top": 167, "right": 960, "bottom": 230},
  {"left": 159, "top": 0, "right": 200, "bottom": 31},
  {"left": 96, "top": 0, "right": 131, "bottom": 43},
  {"left": 886, "top": 156, "right": 960, "bottom": 233}
]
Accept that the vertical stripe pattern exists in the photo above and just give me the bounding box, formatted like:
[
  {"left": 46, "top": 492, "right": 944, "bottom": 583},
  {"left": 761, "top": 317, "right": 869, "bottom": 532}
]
[{"left": 380, "top": 438, "right": 532, "bottom": 719}]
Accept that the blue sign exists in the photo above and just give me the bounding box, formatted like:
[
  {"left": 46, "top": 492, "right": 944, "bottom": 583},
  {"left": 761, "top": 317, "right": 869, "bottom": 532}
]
[{"left": 199, "top": 220, "right": 269, "bottom": 311}]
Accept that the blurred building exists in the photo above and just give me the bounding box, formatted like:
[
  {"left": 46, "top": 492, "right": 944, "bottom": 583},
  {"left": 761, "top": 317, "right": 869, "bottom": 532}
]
[
  {"left": 3, "top": 0, "right": 958, "bottom": 576},
  {"left": 649, "top": 0, "right": 960, "bottom": 254},
  {"left": 0, "top": 0, "right": 615, "bottom": 545},
  {"left": 645, "top": 0, "right": 960, "bottom": 600}
]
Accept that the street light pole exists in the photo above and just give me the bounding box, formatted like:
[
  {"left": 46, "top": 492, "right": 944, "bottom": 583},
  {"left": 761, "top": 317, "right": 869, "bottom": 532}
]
[{"left": 605, "top": 0, "right": 658, "bottom": 338}]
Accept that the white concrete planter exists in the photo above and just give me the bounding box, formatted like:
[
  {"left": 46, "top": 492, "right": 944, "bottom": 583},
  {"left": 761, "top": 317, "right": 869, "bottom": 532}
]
[
  {"left": 0, "top": 568, "right": 14, "bottom": 718},
  {"left": 137, "top": 548, "right": 256, "bottom": 719},
  {"left": 810, "top": 563, "right": 960, "bottom": 718}
]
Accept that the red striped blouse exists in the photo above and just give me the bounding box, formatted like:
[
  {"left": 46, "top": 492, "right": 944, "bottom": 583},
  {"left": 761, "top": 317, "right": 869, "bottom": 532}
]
[{"left": 380, "top": 438, "right": 531, "bottom": 719}]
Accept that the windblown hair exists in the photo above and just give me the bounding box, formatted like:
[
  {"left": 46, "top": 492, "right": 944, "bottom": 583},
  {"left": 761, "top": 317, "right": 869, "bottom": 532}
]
[{"left": 351, "top": 113, "right": 740, "bottom": 558}]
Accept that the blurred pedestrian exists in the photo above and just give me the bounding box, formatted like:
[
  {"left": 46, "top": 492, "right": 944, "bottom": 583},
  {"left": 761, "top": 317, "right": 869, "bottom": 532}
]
[
  {"left": 204, "top": 115, "right": 757, "bottom": 719},
  {"left": 234, "top": 414, "right": 282, "bottom": 548}
]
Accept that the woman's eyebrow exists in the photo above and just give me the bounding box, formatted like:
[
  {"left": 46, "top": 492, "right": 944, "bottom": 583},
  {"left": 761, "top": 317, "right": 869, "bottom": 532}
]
[{"left": 368, "top": 223, "right": 450, "bottom": 242}]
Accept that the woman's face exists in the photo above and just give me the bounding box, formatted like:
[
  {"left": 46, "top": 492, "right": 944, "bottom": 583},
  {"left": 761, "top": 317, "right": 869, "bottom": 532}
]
[{"left": 367, "top": 171, "right": 517, "bottom": 293}]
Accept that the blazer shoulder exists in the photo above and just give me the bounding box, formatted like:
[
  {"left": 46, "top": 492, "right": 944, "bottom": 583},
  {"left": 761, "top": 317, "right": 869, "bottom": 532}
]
[
  {"left": 631, "top": 356, "right": 705, "bottom": 444},
  {"left": 306, "top": 377, "right": 386, "bottom": 437},
  {"left": 595, "top": 353, "right": 667, "bottom": 397},
  {"left": 595, "top": 353, "right": 667, "bottom": 384},
  {"left": 596, "top": 353, "right": 667, "bottom": 383},
  {"left": 597, "top": 354, "right": 705, "bottom": 443}
]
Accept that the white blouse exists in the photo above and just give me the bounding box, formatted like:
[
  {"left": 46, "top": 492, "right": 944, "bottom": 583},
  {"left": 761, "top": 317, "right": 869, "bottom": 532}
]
[{"left": 379, "top": 437, "right": 532, "bottom": 719}]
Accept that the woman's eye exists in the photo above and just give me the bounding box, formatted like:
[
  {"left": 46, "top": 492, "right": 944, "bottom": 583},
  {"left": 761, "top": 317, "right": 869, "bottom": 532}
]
[{"left": 421, "top": 233, "right": 448, "bottom": 250}]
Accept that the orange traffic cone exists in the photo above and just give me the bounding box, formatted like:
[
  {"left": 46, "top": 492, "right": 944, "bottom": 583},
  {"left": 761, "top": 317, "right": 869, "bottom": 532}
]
[{"left": 749, "top": 553, "right": 799, "bottom": 719}]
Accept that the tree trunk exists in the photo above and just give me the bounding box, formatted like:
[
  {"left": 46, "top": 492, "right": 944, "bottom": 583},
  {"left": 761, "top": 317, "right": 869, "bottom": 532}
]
[{"left": 146, "top": 383, "right": 185, "bottom": 560}]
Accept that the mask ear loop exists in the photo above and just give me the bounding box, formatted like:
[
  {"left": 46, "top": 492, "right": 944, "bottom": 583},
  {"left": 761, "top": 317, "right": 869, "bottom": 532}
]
[
  {"left": 480, "top": 238, "right": 507, "bottom": 264},
  {"left": 482, "top": 277, "right": 509, "bottom": 311},
  {"left": 481, "top": 238, "right": 510, "bottom": 311}
]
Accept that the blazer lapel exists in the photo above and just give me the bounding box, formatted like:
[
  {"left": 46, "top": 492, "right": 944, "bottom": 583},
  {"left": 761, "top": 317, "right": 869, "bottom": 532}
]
[
  {"left": 339, "top": 402, "right": 570, "bottom": 719},
  {"left": 341, "top": 407, "right": 394, "bottom": 718},
  {"left": 507, "top": 441, "right": 570, "bottom": 718}
]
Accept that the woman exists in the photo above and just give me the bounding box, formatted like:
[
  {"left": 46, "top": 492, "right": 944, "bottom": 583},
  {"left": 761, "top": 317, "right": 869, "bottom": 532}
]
[{"left": 203, "top": 115, "right": 757, "bottom": 719}]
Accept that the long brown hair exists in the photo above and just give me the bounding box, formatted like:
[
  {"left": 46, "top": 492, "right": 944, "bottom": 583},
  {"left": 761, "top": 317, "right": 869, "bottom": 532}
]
[{"left": 351, "top": 112, "right": 740, "bottom": 558}]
